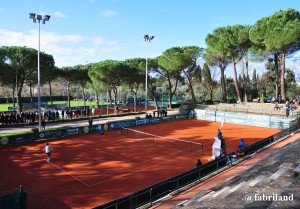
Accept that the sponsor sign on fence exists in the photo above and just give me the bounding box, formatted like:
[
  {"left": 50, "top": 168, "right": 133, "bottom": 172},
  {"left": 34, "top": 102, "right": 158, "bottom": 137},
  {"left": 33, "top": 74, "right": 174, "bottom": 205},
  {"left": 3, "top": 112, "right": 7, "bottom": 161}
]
[
  {"left": 136, "top": 119, "right": 150, "bottom": 126},
  {"left": 2, "top": 113, "right": 186, "bottom": 146},
  {"left": 108, "top": 120, "right": 135, "bottom": 130},
  {"left": 8, "top": 133, "right": 39, "bottom": 144}
]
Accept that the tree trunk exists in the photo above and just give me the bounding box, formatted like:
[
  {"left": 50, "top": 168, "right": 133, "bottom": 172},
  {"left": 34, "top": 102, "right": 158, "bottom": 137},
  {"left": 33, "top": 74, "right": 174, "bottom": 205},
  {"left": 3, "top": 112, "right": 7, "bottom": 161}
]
[
  {"left": 17, "top": 89, "right": 22, "bottom": 113},
  {"left": 82, "top": 86, "right": 86, "bottom": 107},
  {"left": 29, "top": 83, "right": 33, "bottom": 106},
  {"left": 274, "top": 53, "right": 279, "bottom": 100},
  {"left": 67, "top": 84, "right": 71, "bottom": 108},
  {"left": 280, "top": 51, "right": 286, "bottom": 101},
  {"left": 48, "top": 81, "right": 53, "bottom": 109},
  {"left": 12, "top": 86, "right": 16, "bottom": 107},
  {"left": 209, "top": 86, "right": 213, "bottom": 101},
  {"left": 113, "top": 87, "right": 118, "bottom": 115},
  {"left": 95, "top": 90, "right": 99, "bottom": 107},
  {"left": 150, "top": 90, "right": 158, "bottom": 110},
  {"left": 108, "top": 90, "right": 112, "bottom": 104},
  {"left": 233, "top": 61, "right": 242, "bottom": 103},
  {"left": 219, "top": 65, "right": 227, "bottom": 102},
  {"left": 183, "top": 70, "right": 196, "bottom": 103},
  {"left": 244, "top": 57, "right": 249, "bottom": 102},
  {"left": 167, "top": 74, "right": 179, "bottom": 109},
  {"left": 133, "top": 91, "right": 137, "bottom": 112}
]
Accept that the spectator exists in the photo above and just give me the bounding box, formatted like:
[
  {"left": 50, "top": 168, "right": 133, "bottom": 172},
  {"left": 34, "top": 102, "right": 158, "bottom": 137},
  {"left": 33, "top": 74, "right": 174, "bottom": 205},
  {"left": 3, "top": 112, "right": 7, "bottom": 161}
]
[
  {"left": 92, "top": 107, "right": 95, "bottom": 117},
  {"left": 88, "top": 117, "right": 93, "bottom": 127},
  {"left": 195, "top": 159, "right": 203, "bottom": 168},
  {"left": 41, "top": 119, "right": 46, "bottom": 130},
  {"left": 61, "top": 109, "right": 65, "bottom": 120},
  {"left": 69, "top": 110, "right": 73, "bottom": 120},
  {"left": 188, "top": 110, "right": 194, "bottom": 119},
  {"left": 55, "top": 110, "right": 59, "bottom": 120},
  {"left": 236, "top": 138, "right": 246, "bottom": 154},
  {"left": 274, "top": 102, "right": 280, "bottom": 110},
  {"left": 285, "top": 101, "right": 290, "bottom": 118},
  {"left": 278, "top": 94, "right": 282, "bottom": 103}
]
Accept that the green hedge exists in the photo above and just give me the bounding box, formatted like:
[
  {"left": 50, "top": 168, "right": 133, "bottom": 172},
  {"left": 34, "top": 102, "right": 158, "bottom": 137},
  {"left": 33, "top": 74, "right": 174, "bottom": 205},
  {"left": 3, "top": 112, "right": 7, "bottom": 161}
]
[{"left": 0, "top": 96, "right": 73, "bottom": 104}]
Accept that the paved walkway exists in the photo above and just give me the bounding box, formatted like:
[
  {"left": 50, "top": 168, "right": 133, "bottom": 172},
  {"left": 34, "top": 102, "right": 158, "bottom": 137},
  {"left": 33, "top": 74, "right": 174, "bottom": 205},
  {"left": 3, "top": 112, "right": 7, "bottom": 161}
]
[
  {"left": 0, "top": 110, "right": 180, "bottom": 134},
  {"left": 150, "top": 132, "right": 300, "bottom": 209}
]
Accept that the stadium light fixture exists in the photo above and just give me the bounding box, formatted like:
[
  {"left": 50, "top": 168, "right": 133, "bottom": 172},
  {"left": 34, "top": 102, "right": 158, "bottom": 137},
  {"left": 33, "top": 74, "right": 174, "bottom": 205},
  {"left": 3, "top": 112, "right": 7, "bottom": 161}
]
[
  {"left": 144, "top": 34, "right": 155, "bottom": 117},
  {"left": 29, "top": 12, "right": 51, "bottom": 132}
]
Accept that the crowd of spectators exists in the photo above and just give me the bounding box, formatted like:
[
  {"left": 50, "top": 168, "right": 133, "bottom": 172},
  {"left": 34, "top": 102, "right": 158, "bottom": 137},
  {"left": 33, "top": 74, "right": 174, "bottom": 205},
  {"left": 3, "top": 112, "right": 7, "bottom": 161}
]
[
  {"left": 0, "top": 107, "right": 91, "bottom": 126},
  {"left": 0, "top": 111, "right": 37, "bottom": 125},
  {"left": 152, "top": 107, "right": 168, "bottom": 117}
]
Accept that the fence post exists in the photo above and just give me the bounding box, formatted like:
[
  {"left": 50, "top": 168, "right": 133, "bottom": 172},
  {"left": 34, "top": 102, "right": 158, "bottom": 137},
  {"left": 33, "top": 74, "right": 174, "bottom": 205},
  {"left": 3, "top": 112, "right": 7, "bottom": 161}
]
[
  {"left": 297, "top": 111, "right": 299, "bottom": 129},
  {"left": 215, "top": 111, "right": 216, "bottom": 122},
  {"left": 19, "top": 185, "right": 26, "bottom": 209},
  {"left": 150, "top": 188, "right": 152, "bottom": 207}
]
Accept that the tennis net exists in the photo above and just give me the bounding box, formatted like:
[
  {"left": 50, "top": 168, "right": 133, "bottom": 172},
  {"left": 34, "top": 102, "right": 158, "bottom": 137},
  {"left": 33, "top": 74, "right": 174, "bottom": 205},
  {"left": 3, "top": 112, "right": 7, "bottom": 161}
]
[{"left": 120, "top": 127, "right": 203, "bottom": 154}]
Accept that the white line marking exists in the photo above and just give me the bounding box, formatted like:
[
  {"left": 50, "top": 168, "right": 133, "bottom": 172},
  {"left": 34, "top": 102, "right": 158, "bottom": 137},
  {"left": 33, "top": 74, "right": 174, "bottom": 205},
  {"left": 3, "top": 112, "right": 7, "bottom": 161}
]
[
  {"left": 269, "top": 168, "right": 287, "bottom": 180},
  {"left": 248, "top": 175, "right": 265, "bottom": 187},
  {"left": 34, "top": 153, "right": 90, "bottom": 186}
]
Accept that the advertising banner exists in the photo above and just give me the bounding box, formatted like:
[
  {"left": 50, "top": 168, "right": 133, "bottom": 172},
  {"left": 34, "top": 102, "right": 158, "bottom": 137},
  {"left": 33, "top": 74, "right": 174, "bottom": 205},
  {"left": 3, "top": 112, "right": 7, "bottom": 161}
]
[
  {"left": 136, "top": 119, "right": 149, "bottom": 126},
  {"left": 8, "top": 133, "right": 39, "bottom": 144},
  {"left": 150, "top": 117, "right": 162, "bottom": 124},
  {"left": 108, "top": 120, "right": 135, "bottom": 130},
  {"left": 39, "top": 130, "right": 63, "bottom": 139}
]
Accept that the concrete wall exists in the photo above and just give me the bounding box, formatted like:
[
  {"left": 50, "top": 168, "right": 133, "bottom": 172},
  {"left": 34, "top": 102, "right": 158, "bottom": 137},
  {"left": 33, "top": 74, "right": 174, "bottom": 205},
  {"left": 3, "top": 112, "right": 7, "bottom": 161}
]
[{"left": 195, "top": 109, "right": 292, "bottom": 129}]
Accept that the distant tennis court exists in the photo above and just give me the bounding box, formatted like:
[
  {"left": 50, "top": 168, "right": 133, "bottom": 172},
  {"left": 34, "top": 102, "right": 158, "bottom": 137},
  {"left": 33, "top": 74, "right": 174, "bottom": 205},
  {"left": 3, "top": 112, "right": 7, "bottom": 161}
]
[{"left": 0, "top": 119, "right": 280, "bottom": 209}]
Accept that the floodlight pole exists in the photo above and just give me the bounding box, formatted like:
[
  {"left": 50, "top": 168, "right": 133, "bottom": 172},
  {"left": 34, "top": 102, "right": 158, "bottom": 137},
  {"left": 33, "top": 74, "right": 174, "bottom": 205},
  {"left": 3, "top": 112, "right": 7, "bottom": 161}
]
[
  {"left": 37, "top": 21, "right": 41, "bottom": 131},
  {"left": 29, "top": 13, "right": 50, "bottom": 132},
  {"left": 144, "top": 34, "right": 154, "bottom": 117}
]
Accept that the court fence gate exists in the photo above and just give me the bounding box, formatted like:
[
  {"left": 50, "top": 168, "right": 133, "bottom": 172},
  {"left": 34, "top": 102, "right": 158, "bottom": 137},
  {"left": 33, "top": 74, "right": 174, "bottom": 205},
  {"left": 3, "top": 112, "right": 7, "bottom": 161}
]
[{"left": 93, "top": 117, "right": 300, "bottom": 209}]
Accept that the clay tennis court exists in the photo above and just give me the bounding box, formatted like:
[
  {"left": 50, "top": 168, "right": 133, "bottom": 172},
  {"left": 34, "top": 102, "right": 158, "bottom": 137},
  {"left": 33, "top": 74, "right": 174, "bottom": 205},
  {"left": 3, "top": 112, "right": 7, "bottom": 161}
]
[{"left": 0, "top": 119, "right": 280, "bottom": 209}]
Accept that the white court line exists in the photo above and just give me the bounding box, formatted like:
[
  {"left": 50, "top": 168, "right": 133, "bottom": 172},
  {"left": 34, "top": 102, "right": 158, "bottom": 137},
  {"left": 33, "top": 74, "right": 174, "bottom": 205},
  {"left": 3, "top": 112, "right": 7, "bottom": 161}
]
[
  {"left": 83, "top": 140, "right": 193, "bottom": 180},
  {"left": 32, "top": 135, "right": 198, "bottom": 187},
  {"left": 88, "top": 147, "right": 195, "bottom": 186},
  {"left": 34, "top": 153, "right": 90, "bottom": 186}
]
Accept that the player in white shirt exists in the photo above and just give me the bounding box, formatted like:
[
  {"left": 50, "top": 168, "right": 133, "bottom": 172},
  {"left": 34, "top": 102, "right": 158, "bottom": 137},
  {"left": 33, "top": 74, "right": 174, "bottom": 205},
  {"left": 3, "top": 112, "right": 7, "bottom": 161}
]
[{"left": 45, "top": 143, "right": 52, "bottom": 162}]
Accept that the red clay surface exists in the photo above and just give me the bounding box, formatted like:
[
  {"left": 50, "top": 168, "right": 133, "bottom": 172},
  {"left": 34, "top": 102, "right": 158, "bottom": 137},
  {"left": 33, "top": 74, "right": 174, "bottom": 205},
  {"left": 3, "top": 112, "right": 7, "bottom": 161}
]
[{"left": 0, "top": 119, "right": 280, "bottom": 209}]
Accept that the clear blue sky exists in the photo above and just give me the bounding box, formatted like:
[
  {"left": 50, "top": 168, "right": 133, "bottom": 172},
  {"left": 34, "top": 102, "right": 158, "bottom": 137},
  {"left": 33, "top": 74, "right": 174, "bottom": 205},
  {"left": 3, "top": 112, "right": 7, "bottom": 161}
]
[{"left": 0, "top": 0, "right": 299, "bottom": 68}]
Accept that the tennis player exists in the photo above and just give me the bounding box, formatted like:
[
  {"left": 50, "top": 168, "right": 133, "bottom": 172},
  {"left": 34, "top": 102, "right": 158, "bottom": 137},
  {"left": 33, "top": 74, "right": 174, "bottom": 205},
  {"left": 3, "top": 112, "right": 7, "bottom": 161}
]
[{"left": 45, "top": 143, "right": 52, "bottom": 162}]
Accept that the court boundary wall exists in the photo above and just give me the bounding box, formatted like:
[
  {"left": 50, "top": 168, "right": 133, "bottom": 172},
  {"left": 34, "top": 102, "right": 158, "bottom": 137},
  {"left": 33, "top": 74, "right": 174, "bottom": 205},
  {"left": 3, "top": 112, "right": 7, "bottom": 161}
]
[
  {"left": 0, "top": 115, "right": 188, "bottom": 147},
  {"left": 194, "top": 109, "right": 297, "bottom": 129},
  {"left": 92, "top": 117, "right": 300, "bottom": 209}
]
